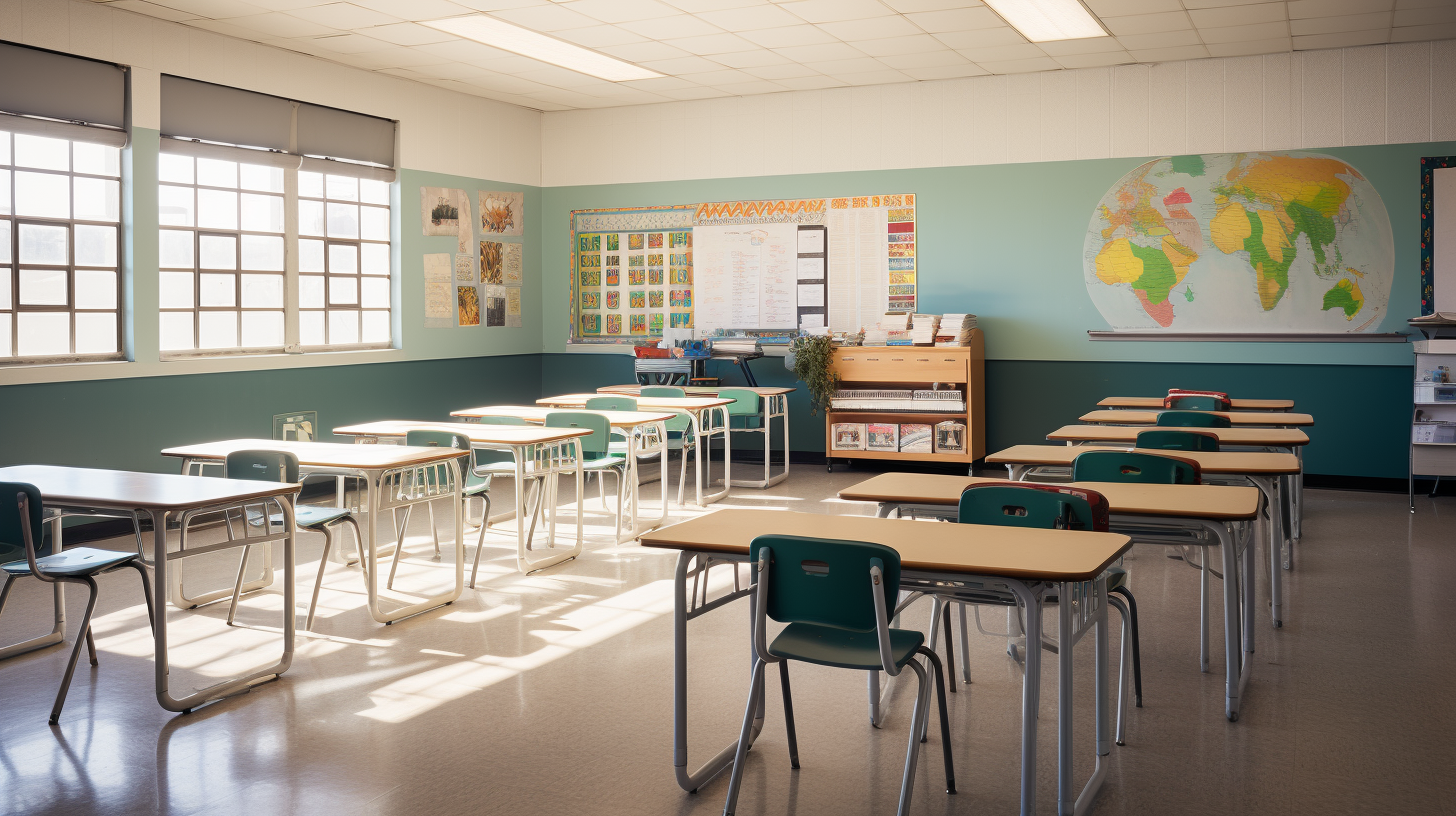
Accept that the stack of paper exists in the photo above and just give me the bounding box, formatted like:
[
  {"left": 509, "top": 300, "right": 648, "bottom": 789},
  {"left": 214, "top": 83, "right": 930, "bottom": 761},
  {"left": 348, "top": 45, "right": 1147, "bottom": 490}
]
[
  {"left": 910, "top": 314, "right": 941, "bottom": 345},
  {"left": 865, "top": 312, "right": 912, "bottom": 346},
  {"left": 935, "top": 314, "right": 978, "bottom": 346}
]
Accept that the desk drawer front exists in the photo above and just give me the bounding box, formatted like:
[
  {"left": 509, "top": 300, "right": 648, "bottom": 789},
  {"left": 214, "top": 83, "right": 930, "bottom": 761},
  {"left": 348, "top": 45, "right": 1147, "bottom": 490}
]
[{"left": 834, "top": 351, "right": 966, "bottom": 383}]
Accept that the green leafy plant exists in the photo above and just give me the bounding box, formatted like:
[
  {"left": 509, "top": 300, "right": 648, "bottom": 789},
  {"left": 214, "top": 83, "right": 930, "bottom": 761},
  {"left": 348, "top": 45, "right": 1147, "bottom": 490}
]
[{"left": 788, "top": 335, "right": 840, "bottom": 416}]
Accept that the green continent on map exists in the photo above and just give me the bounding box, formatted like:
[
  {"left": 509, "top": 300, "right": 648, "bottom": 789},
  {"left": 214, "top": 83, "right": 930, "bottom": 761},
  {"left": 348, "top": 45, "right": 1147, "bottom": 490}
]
[
  {"left": 1321, "top": 278, "right": 1364, "bottom": 319},
  {"left": 1170, "top": 155, "right": 1205, "bottom": 177}
]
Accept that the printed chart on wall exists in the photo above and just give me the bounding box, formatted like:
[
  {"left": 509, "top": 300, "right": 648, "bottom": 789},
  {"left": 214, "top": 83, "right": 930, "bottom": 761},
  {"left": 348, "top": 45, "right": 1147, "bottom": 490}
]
[{"left": 570, "top": 194, "right": 914, "bottom": 342}]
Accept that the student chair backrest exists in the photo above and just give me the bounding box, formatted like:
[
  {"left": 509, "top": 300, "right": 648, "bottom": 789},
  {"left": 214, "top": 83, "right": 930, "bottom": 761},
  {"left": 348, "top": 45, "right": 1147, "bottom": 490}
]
[
  {"left": 478, "top": 415, "right": 528, "bottom": 425},
  {"left": 474, "top": 416, "right": 528, "bottom": 465},
  {"left": 0, "top": 482, "right": 49, "bottom": 563},
  {"left": 1071, "top": 450, "right": 1201, "bottom": 485},
  {"left": 405, "top": 430, "right": 471, "bottom": 452},
  {"left": 1155, "top": 410, "right": 1232, "bottom": 428},
  {"left": 1136, "top": 429, "right": 1220, "bottom": 452},
  {"left": 719, "top": 388, "right": 762, "bottom": 418},
  {"left": 545, "top": 411, "right": 612, "bottom": 460},
  {"left": 225, "top": 450, "right": 301, "bottom": 484},
  {"left": 1165, "top": 395, "right": 1224, "bottom": 411},
  {"left": 640, "top": 386, "right": 685, "bottom": 398},
  {"left": 584, "top": 396, "right": 638, "bottom": 412},
  {"left": 957, "top": 482, "right": 1109, "bottom": 533},
  {"left": 747, "top": 534, "right": 900, "bottom": 631}
]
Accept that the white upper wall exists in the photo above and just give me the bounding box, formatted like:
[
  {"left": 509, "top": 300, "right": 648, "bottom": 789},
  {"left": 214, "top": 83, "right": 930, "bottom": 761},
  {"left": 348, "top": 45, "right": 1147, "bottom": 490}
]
[
  {"left": 0, "top": 0, "right": 543, "bottom": 186},
  {"left": 541, "top": 41, "right": 1456, "bottom": 187}
]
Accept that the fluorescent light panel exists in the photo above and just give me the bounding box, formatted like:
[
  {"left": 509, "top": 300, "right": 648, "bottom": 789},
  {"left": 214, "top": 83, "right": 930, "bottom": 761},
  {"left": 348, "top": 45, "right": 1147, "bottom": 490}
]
[
  {"left": 421, "top": 15, "right": 662, "bottom": 82},
  {"left": 983, "top": 0, "right": 1107, "bottom": 42}
]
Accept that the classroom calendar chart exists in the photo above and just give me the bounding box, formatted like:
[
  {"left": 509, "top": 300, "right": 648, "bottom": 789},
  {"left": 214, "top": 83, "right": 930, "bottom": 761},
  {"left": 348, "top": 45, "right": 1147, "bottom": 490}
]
[{"left": 569, "top": 195, "right": 915, "bottom": 343}]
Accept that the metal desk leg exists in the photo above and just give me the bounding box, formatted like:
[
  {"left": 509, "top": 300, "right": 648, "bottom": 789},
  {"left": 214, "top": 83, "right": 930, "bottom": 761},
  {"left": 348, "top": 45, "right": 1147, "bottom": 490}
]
[
  {"left": 362, "top": 461, "right": 467, "bottom": 621},
  {"left": 1212, "top": 521, "right": 1247, "bottom": 722},
  {"left": 517, "top": 441, "right": 584, "bottom": 573},
  {"left": 1293, "top": 447, "right": 1303, "bottom": 543},
  {"left": 691, "top": 407, "right": 731, "bottom": 507},
  {"left": 1249, "top": 476, "right": 1283, "bottom": 628},
  {"left": 1010, "top": 581, "right": 1043, "bottom": 816},
  {"left": 725, "top": 394, "right": 790, "bottom": 489},
  {"left": 1062, "top": 577, "right": 1110, "bottom": 816}
]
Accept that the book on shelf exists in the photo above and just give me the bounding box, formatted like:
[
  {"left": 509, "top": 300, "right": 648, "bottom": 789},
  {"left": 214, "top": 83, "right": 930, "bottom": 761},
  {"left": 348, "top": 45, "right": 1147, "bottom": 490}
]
[
  {"left": 934, "top": 421, "right": 966, "bottom": 454},
  {"left": 910, "top": 313, "right": 941, "bottom": 345},
  {"left": 899, "top": 423, "right": 932, "bottom": 452},
  {"left": 1410, "top": 312, "right": 1456, "bottom": 324},
  {"left": 934, "top": 313, "right": 977, "bottom": 346},
  {"left": 866, "top": 423, "right": 899, "bottom": 451},
  {"left": 864, "top": 312, "right": 912, "bottom": 345},
  {"left": 830, "top": 388, "right": 966, "bottom": 412},
  {"left": 831, "top": 423, "right": 866, "bottom": 450}
]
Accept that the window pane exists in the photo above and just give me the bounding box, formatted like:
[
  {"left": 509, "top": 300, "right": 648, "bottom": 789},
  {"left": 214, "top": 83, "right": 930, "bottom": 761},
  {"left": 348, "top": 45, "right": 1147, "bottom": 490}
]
[
  {"left": 362, "top": 310, "right": 390, "bottom": 343},
  {"left": 0, "top": 169, "right": 9, "bottom": 214},
  {"left": 299, "top": 310, "right": 325, "bottom": 345},
  {"left": 19, "top": 269, "right": 67, "bottom": 305},
  {"left": 326, "top": 175, "right": 358, "bottom": 202},
  {"left": 241, "top": 310, "right": 284, "bottom": 347},
  {"left": 360, "top": 205, "right": 389, "bottom": 241},
  {"left": 198, "top": 310, "right": 238, "bottom": 349},
  {"left": 299, "top": 275, "right": 324, "bottom": 308},
  {"left": 159, "top": 229, "right": 195, "bottom": 268},
  {"left": 73, "top": 177, "right": 121, "bottom": 222},
  {"left": 300, "top": 239, "right": 325, "bottom": 273},
  {"left": 75, "top": 311, "right": 116, "bottom": 354},
  {"left": 241, "top": 273, "right": 283, "bottom": 308},
  {"left": 197, "top": 188, "right": 238, "bottom": 229},
  {"left": 75, "top": 225, "right": 118, "bottom": 267},
  {"left": 299, "top": 171, "right": 324, "bottom": 199},
  {"left": 326, "top": 202, "right": 359, "bottom": 239},
  {"left": 158, "top": 185, "right": 195, "bottom": 226},
  {"left": 360, "top": 178, "right": 389, "bottom": 205},
  {"left": 158, "top": 153, "right": 194, "bottom": 184},
  {"left": 160, "top": 311, "right": 194, "bottom": 350},
  {"left": 0, "top": 313, "right": 9, "bottom": 357},
  {"left": 241, "top": 234, "right": 284, "bottom": 271},
  {"left": 0, "top": 132, "right": 9, "bottom": 165},
  {"left": 14, "top": 135, "right": 68, "bottom": 171},
  {"left": 73, "top": 142, "right": 120, "bottom": 177},
  {"left": 240, "top": 193, "right": 284, "bottom": 232},
  {"left": 239, "top": 163, "right": 284, "bottom": 193},
  {"left": 17, "top": 312, "right": 68, "bottom": 356},
  {"left": 197, "top": 158, "right": 238, "bottom": 189},
  {"left": 327, "top": 244, "right": 358, "bottom": 275},
  {"left": 328, "top": 276, "right": 357, "bottom": 305},
  {"left": 299, "top": 199, "right": 324, "bottom": 236},
  {"left": 200, "top": 235, "right": 237, "bottom": 270},
  {"left": 0, "top": 269, "right": 9, "bottom": 308},
  {"left": 199, "top": 273, "right": 236, "bottom": 307},
  {"left": 75, "top": 269, "right": 116, "bottom": 309},
  {"left": 159, "top": 271, "right": 193, "bottom": 308},
  {"left": 361, "top": 276, "right": 390, "bottom": 308},
  {"left": 15, "top": 171, "right": 69, "bottom": 218},
  {"left": 0, "top": 221, "right": 10, "bottom": 264},
  {"left": 328, "top": 309, "right": 359, "bottom": 344},
  {"left": 18, "top": 224, "right": 68, "bottom": 265},
  {"left": 361, "top": 242, "right": 389, "bottom": 275}
]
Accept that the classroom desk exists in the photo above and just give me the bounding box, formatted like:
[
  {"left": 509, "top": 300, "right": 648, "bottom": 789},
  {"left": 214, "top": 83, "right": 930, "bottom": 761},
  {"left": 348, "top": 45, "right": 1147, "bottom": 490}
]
[
  {"left": 449, "top": 405, "right": 674, "bottom": 543},
  {"left": 597, "top": 384, "right": 794, "bottom": 489},
  {"left": 1098, "top": 396, "right": 1295, "bottom": 411},
  {"left": 161, "top": 440, "right": 467, "bottom": 625},
  {"left": 0, "top": 465, "right": 299, "bottom": 713},
  {"left": 331, "top": 421, "right": 593, "bottom": 574},
  {"left": 839, "top": 473, "right": 1261, "bottom": 719},
  {"left": 641, "top": 507, "right": 1132, "bottom": 816},
  {"left": 987, "top": 445, "right": 1300, "bottom": 628},
  {"left": 1078, "top": 410, "right": 1314, "bottom": 427},
  {"left": 533, "top": 393, "right": 736, "bottom": 504}
]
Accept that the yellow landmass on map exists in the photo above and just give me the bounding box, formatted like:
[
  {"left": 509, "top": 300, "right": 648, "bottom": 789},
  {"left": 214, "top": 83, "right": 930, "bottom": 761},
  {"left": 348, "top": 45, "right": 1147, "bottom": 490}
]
[
  {"left": 1257, "top": 209, "right": 1292, "bottom": 263},
  {"left": 1095, "top": 238, "right": 1144, "bottom": 284},
  {"left": 1210, "top": 202, "right": 1251, "bottom": 254},
  {"left": 1162, "top": 236, "right": 1198, "bottom": 280},
  {"left": 1232, "top": 156, "right": 1357, "bottom": 216}
]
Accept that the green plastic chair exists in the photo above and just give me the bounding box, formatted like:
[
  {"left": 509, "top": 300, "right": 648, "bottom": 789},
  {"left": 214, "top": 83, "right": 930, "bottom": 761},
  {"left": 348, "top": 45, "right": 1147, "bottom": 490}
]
[
  {"left": 1137, "top": 429, "right": 1220, "bottom": 452},
  {"left": 225, "top": 450, "right": 361, "bottom": 631},
  {"left": 1156, "top": 410, "right": 1232, "bottom": 428},
  {"left": 470, "top": 416, "right": 552, "bottom": 586},
  {"left": 585, "top": 395, "right": 642, "bottom": 459},
  {"left": 639, "top": 386, "right": 685, "bottom": 398},
  {"left": 0, "top": 482, "right": 155, "bottom": 723},
  {"left": 641, "top": 387, "right": 696, "bottom": 504},
  {"left": 721, "top": 534, "right": 955, "bottom": 816},
  {"left": 406, "top": 430, "right": 495, "bottom": 589},
  {"left": 1072, "top": 449, "right": 1202, "bottom": 485},
  {"left": 1166, "top": 395, "right": 1223, "bottom": 411},
  {"left": 956, "top": 482, "right": 1141, "bottom": 743},
  {"left": 546, "top": 411, "right": 628, "bottom": 541}
]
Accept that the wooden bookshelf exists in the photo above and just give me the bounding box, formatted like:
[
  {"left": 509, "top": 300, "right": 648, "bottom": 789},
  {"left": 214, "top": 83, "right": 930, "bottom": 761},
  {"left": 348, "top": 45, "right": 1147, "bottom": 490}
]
[{"left": 825, "top": 329, "right": 985, "bottom": 470}]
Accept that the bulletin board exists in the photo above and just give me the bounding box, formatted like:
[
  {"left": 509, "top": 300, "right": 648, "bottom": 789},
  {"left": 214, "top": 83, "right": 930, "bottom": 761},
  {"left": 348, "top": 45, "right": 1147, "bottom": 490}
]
[{"left": 569, "top": 194, "right": 916, "bottom": 343}]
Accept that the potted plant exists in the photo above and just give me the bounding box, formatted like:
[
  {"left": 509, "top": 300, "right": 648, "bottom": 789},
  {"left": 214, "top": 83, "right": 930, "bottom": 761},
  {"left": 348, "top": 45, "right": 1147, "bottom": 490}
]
[{"left": 788, "top": 334, "right": 840, "bottom": 416}]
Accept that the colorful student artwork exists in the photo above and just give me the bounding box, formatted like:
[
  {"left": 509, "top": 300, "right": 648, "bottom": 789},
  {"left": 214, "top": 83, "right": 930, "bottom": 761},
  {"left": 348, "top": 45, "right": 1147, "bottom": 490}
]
[
  {"left": 630, "top": 314, "right": 647, "bottom": 334},
  {"left": 581, "top": 313, "right": 600, "bottom": 333},
  {"left": 670, "top": 289, "right": 692, "bottom": 308},
  {"left": 606, "top": 234, "right": 619, "bottom": 251},
  {"left": 648, "top": 233, "right": 663, "bottom": 249},
  {"left": 629, "top": 233, "right": 644, "bottom": 250},
  {"left": 628, "top": 268, "right": 645, "bottom": 286},
  {"left": 630, "top": 290, "right": 645, "bottom": 309},
  {"left": 481, "top": 240, "right": 504, "bottom": 284},
  {"left": 606, "top": 268, "right": 619, "bottom": 286},
  {"left": 479, "top": 190, "right": 524, "bottom": 237},
  {"left": 606, "top": 314, "right": 622, "bottom": 334},
  {"left": 457, "top": 286, "right": 480, "bottom": 326},
  {"left": 580, "top": 234, "right": 601, "bottom": 253},
  {"left": 650, "top": 313, "right": 664, "bottom": 333},
  {"left": 649, "top": 290, "right": 663, "bottom": 308},
  {"left": 422, "top": 187, "right": 461, "bottom": 236},
  {"left": 606, "top": 291, "right": 620, "bottom": 310},
  {"left": 581, "top": 291, "right": 600, "bottom": 309},
  {"left": 670, "top": 312, "right": 692, "bottom": 328}
]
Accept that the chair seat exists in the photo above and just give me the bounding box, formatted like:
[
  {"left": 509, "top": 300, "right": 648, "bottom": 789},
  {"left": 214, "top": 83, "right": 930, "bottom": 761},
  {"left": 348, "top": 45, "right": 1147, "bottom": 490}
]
[
  {"left": 1107, "top": 566, "right": 1128, "bottom": 591},
  {"left": 463, "top": 472, "right": 492, "bottom": 496},
  {"left": 768, "top": 622, "right": 924, "bottom": 671},
  {"left": 248, "top": 505, "right": 350, "bottom": 530},
  {"left": 3, "top": 547, "right": 136, "bottom": 577},
  {"left": 582, "top": 454, "right": 627, "bottom": 470}
]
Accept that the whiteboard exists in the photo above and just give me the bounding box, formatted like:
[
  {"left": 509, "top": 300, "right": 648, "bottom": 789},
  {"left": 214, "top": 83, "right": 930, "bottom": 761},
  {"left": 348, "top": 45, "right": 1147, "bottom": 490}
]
[{"left": 694, "top": 223, "right": 798, "bottom": 330}]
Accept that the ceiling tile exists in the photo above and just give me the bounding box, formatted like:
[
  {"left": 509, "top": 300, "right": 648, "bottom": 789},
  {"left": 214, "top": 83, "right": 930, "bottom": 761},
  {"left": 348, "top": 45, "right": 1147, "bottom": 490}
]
[
  {"left": 831, "top": 68, "right": 915, "bottom": 85},
  {"left": 305, "top": 31, "right": 393, "bottom": 52},
  {"left": 713, "top": 79, "right": 791, "bottom": 94},
  {"left": 359, "top": 20, "right": 456, "bottom": 44},
  {"left": 1101, "top": 11, "right": 1192, "bottom": 36},
  {"left": 975, "top": 55, "right": 1063, "bottom": 73},
  {"left": 108, "top": 1, "right": 204, "bottom": 22},
  {"left": 347, "top": 0, "right": 472, "bottom": 21},
  {"left": 1054, "top": 51, "right": 1136, "bottom": 68},
  {"left": 1116, "top": 28, "right": 1204, "bottom": 50},
  {"left": 1199, "top": 21, "right": 1291, "bottom": 42},
  {"left": 450, "top": 0, "right": 559, "bottom": 9},
  {"left": 817, "top": 15, "right": 922, "bottom": 41},
  {"left": 337, "top": 45, "right": 453, "bottom": 69},
  {"left": 853, "top": 33, "right": 946, "bottom": 57},
  {"left": 476, "top": 53, "right": 553, "bottom": 72},
  {"left": 801, "top": 56, "right": 888, "bottom": 74},
  {"left": 1037, "top": 36, "right": 1124, "bottom": 55},
  {"left": 1396, "top": 0, "right": 1453, "bottom": 7},
  {"left": 903, "top": 7, "right": 1003, "bottom": 33},
  {"left": 654, "top": 84, "right": 735, "bottom": 100},
  {"left": 1289, "top": 11, "right": 1392, "bottom": 34},
  {"left": 738, "top": 24, "right": 837, "bottom": 48},
  {"left": 900, "top": 62, "right": 991, "bottom": 80},
  {"left": 1395, "top": 6, "right": 1456, "bottom": 25},
  {"left": 771, "top": 74, "right": 850, "bottom": 90},
  {"left": 1287, "top": 0, "right": 1396, "bottom": 18},
  {"left": 514, "top": 63, "right": 611, "bottom": 87},
  {"left": 1126, "top": 44, "right": 1211, "bottom": 60},
  {"left": 658, "top": 0, "right": 761, "bottom": 11},
  {"left": 1293, "top": 29, "right": 1391, "bottom": 47},
  {"left": 218, "top": 10, "right": 337, "bottom": 35},
  {"left": 1182, "top": 0, "right": 1285, "bottom": 8},
  {"left": 932, "top": 27, "right": 1026, "bottom": 50},
  {"left": 663, "top": 32, "right": 759, "bottom": 55},
  {"left": 742, "top": 62, "right": 822, "bottom": 79},
  {"left": 956, "top": 43, "right": 1044, "bottom": 61},
  {"left": 619, "top": 13, "right": 724, "bottom": 38},
  {"left": 638, "top": 54, "right": 730, "bottom": 73},
  {"left": 553, "top": 24, "right": 650, "bottom": 47},
  {"left": 676, "top": 67, "right": 757, "bottom": 84},
  {"left": 234, "top": 0, "right": 331, "bottom": 11},
  {"left": 490, "top": 3, "right": 601, "bottom": 31},
  {"left": 1390, "top": 21, "right": 1456, "bottom": 40},
  {"left": 710, "top": 48, "right": 792, "bottom": 68},
  {"left": 774, "top": 41, "right": 870, "bottom": 62},
  {"left": 150, "top": 0, "right": 275, "bottom": 17},
  {"left": 1205, "top": 35, "right": 1292, "bottom": 55},
  {"left": 696, "top": 4, "right": 803, "bottom": 31},
  {"left": 778, "top": 0, "right": 898, "bottom": 25},
  {"left": 881, "top": 0, "right": 980, "bottom": 11},
  {"left": 598, "top": 40, "right": 691, "bottom": 61},
  {"left": 285, "top": 2, "right": 400, "bottom": 28},
  {"left": 417, "top": 38, "right": 515, "bottom": 63},
  {"left": 1084, "top": 0, "right": 1183, "bottom": 15},
  {"left": 878, "top": 49, "right": 970, "bottom": 69},
  {"left": 1189, "top": 2, "right": 1288, "bottom": 28},
  {"left": 561, "top": 0, "right": 682, "bottom": 24},
  {"left": 187, "top": 17, "right": 274, "bottom": 40}
]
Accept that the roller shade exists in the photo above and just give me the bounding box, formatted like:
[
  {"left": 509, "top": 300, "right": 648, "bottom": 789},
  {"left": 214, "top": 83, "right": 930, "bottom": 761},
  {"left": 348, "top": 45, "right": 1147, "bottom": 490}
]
[
  {"left": 160, "top": 136, "right": 301, "bottom": 170},
  {"left": 160, "top": 75, "right": 293, "bottom": 152},
  {"left": 0, "top": 40, "right": 125, "bottom": 138},
  {"left": 297, "top": 103, "right": 395, "bottom": 168},
  {"left": 0, "top": 112, "right": 126, "bottom": 147},
  {"left": 300, "top": 155, "right": 396, "bottom": 183}
]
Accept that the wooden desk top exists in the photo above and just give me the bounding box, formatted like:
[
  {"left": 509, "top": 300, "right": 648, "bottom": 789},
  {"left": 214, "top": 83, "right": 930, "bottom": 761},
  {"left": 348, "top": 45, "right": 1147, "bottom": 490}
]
[
  {"left": 985, "top": 445, "right": 1302, "bottom": 475},
  {"left": 838, "top": 473, "right": 1259, "bottom": 521},
  {"left": 640, "top": 508, "right": 1131, "bottom": 583},
  {"left": 1079, "top": 409, "right": 1314, "bottom": 427},
  {"left": 332, "top": 420, "right": 592, "bottom": 445},
  {"left": 160, "top": 439, "right": 468, "bottom": 469},
  {"left": 450, "top": 405, "right": 677, "bottom": 428},
  {"left": 598, "top": 384, "right": 795, "bottom": 397},
  {"left": 0, "top": 464, "right": 299, "bottom": 511},
  {"left": 1098, "top": 396, "right": 1295, "bottom": 410},
  {"left": 536, "top": 393, "right": 734, "bottom": 410},
  {"left": 1047, "top": 425, "right": 1309, "bottom": 447}
]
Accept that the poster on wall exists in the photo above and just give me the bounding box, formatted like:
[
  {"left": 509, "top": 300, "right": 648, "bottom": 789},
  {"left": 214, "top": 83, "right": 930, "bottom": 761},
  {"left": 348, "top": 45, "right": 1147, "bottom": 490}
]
[
  {"left": 454, "top": 254, "right": 475, "bottom": 282},
  {"left": 481, "top": 240, "right": 504, "bottom": 284},
  {"left": 504, "top": 242, "right": 523, "bottom": 285},
  {"left": 480, "top": 191, "right": 524, "bottom": 236},
  {"left": 421, "top": 187, "right": 462, "bottom": 236},
  {"left": 457, "top": 285, "right": 481, "bottom": 326},
  {"left": 456, "top": 190, "right": 473, "bottom": 254},
  {"left": 423, "top": 253, "right": 453, "bottom": 328},
  {"left": 485, "top": 285, "right": 506, "bottom": 327}
]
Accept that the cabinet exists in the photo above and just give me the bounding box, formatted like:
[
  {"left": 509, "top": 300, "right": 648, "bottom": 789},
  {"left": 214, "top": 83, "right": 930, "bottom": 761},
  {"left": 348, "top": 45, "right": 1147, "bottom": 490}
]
[
  {"left": 825, "top": 329, "right": 985, "bottom": 468},
  {"left": 1410, "top": 339, "right": 1456, "bottom": 509}
]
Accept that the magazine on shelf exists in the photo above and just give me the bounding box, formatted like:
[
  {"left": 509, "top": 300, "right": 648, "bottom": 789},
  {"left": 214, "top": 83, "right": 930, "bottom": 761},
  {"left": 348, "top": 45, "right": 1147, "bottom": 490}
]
[
  {"left": 832, "top": 423, "right": 867, "bottom": 450},
  {"left": 899, "top": 424, "right": 932, "bottom": 452},
  {"left": 934, "top": 421, "right": 966, "bottom": 454},
  {"left": 866, "top": 423, "right": 899, "bottom": 451}
]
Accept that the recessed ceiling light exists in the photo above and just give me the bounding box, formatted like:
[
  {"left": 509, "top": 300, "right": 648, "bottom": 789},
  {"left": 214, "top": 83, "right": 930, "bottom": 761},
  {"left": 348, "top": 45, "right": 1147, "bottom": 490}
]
[
  {"left": 420, "top": 15, "right": 663, "bottom": 82},
  {"left": 982, "top": 0, "right": 1107, "bottom": 42}
]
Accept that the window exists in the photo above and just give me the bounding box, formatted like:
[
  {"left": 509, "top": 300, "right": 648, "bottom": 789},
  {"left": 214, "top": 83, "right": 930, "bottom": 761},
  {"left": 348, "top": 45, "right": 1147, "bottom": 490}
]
[
  {"left": 0, "top": 129, "right": 122, "bottom": 363},
  {"left": 298, "top": 170, "right": 391, "bottom": 347}
]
